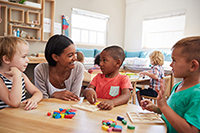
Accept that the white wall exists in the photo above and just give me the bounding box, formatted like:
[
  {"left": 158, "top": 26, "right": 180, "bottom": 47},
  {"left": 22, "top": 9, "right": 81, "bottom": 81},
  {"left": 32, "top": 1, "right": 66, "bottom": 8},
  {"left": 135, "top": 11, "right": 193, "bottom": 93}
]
[
  {"left": 28, "top": 0, "right": 126, "bottom": 55},
  {"left": 124, "top": 0, "right": 200, "bottom": 52}
]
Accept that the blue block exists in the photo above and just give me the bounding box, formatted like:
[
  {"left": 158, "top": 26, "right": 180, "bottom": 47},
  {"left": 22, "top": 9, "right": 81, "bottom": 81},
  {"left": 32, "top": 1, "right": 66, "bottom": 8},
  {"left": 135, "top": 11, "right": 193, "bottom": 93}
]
[
  {"left": 117, "top": 116, "right": 124, "bottom": 121},
  {"left": 106, "top": 122, "right": 111, "bottom": 125},
  {"left": 114, "top": 125, "right": 122, "bottom": 129},
  {"left": 53, "top": 111, "right": 60, "bottom": 114},
  {"left": 55, "top": 114, "right": 61, "bottom": 119},
  {"left": 68, "top": 112, "right": 76, "bottom": 115},
  {"left": 59, "top": 108, "right": 63, "bottom": 111}
]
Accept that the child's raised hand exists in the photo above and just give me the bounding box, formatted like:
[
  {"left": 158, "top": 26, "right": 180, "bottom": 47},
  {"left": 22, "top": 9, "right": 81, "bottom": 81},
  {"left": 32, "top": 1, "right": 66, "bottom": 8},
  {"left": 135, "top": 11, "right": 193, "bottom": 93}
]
[
  {"left": 97, "top": 100, "right": 114, "bottom": 110},
  {"left": 155, "top": 79, "right": 167, "bottom": 108},
  {"left": 22, "top": 99, "right": 38, "bottom": 110}
]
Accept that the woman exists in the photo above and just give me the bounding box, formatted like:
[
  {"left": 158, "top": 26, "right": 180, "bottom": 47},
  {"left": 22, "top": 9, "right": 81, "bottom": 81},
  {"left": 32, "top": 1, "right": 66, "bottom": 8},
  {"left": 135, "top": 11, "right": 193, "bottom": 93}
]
[{"left": 34, "top": 35, "right": 84, "bottom": 101}]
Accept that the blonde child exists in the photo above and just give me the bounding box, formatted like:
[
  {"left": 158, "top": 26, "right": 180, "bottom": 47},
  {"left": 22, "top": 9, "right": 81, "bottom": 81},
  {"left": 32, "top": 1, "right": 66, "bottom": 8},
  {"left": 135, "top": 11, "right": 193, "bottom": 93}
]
[
  {"left": 83, "top": 45, "right": 132, "bottom": 110},
  {"left": 0, "top": 36, "right": 43, "bottom": 110},
  {"left": 76, "top": 51, "right": 84, "bottom": 63},
  {"left": 141, "top": 36, "right": 200, "bottom": 133},
  {"left": 136, "top": 50, "right": 164, "bottom": 105}
]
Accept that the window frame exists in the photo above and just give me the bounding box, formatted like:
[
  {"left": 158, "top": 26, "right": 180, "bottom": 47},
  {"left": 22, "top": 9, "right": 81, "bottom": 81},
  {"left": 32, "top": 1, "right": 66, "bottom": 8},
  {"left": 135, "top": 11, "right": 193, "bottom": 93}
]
[
  {"left": 71, "top": 8, "right": 109, "bottom": 46},
  {"left": 141, "top": 12, "right": 186, "bottom": 49}
]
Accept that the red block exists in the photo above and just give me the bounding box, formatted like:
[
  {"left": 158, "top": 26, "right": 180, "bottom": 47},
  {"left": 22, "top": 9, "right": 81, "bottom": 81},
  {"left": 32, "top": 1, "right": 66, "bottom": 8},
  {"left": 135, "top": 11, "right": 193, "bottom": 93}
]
[
  {"left": 64, "top": 114, "right": 74, "bottom": 119},
  {"left": 47, "top": 112, "right": 51, "bottom": 116},
  {"left": 69, "top": 109, "right": 77, "bottom": 112},
  {"left": 102, "top": 120, "right": 109, "bottom": 124},
  {"left": 113, "top": 128, "right": 122, "bottom": 132}
]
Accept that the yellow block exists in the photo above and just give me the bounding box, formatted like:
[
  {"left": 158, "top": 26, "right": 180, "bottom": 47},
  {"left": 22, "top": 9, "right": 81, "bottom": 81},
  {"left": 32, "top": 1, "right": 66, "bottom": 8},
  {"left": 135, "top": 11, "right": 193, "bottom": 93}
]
[
  {"left": 102, "top": 125, "right": 109, "bottom": 131},
  {"left": 60, "top": 114, "right": 65, "bottom": 118}
]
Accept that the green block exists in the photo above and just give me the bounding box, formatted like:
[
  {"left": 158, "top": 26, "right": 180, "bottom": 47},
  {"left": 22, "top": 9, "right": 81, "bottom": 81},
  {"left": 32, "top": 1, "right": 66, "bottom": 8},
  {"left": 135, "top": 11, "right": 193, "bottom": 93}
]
[
  {"left": 110, "top": 123, "right": 116, "bottom": 127},
  {"left": 102, "top": 122, "right": 107, "bottom": 126},
  {"left": 127, "top": 125, "right": 135, "bottom": 130},
  {"left": 52, "top": 114, "right": 57, "bottom": 118},
  {"left": 122, "top": 119, "right": 127, "bottom": 125}
]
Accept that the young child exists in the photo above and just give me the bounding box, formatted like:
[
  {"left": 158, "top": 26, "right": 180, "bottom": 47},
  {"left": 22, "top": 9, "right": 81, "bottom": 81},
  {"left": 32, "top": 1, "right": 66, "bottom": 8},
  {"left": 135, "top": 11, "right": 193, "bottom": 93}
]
[
  {"left": 0, "top": 36, "right": 43, "bottom": 110},
  {"left": 88, "top": 53, "right": 101, "bottom": 74},
  {"left": 136, "top": 50, "right": 164, "bottom": 105},
  {"left": 141, "top": 36, "right": 200, "bottom": 133},
  {"left": 76, "top": 51, "right": 84, "bottom": 63},
  {"left": 83, "top": 45, "right": 132, "bottom": 110}
]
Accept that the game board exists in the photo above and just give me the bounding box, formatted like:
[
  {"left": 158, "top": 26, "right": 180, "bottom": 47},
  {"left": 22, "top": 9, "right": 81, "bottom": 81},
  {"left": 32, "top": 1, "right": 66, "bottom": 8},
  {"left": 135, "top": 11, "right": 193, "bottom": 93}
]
[
  {"left": 72, "top": 102, "right": 99, "bottom": 112},
  {"left": 127, "top": 112, "right": 164, "bottom": 124}
]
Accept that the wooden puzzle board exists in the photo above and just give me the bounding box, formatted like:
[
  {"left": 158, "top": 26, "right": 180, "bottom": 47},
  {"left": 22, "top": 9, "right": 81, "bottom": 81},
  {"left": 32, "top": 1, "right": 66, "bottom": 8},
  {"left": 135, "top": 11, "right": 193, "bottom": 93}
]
[
  {"left": 127, "top": 112, "right": 164, "bottom": 124},
  {"left": 72, "top": 102, "right": 99, "bottom": 112}
]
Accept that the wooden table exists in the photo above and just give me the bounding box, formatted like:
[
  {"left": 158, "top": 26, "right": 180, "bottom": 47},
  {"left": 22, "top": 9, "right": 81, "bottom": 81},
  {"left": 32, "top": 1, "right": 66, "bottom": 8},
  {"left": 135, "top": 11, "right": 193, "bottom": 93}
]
[{"left": 0, "top": 98, "right": 166, "bottom": 133}]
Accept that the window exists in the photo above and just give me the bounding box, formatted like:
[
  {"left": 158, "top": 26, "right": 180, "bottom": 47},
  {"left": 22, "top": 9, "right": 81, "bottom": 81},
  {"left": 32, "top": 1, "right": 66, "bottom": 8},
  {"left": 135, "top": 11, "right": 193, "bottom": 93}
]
[
  {"left": 142, "top": 12, "right": 186, "bottom": 49},
  {"left": 71, "top": 8, "right": 109, "bottom": 46}
]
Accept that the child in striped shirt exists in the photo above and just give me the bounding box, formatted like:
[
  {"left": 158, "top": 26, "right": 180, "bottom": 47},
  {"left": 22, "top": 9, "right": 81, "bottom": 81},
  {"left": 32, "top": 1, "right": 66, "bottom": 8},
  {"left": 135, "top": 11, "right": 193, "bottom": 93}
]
[{"left": 0, "top": 36, "right": 42, "bottom": 110}]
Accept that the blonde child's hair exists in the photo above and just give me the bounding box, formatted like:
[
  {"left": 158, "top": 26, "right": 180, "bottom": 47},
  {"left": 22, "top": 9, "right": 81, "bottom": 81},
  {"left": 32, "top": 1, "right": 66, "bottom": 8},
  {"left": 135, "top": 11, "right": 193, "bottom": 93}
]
[
  {"left": 149, "top": 51, "right": 164, "bottom": 66},
  {"left": 0, "top": 36, "right": 29, "bottom": 66},
  {"left": 76, "top": 51, "right": 84, "bottom": 63},
  {"left": 172, "top": 36, "right": 200, "bottom": 64}
]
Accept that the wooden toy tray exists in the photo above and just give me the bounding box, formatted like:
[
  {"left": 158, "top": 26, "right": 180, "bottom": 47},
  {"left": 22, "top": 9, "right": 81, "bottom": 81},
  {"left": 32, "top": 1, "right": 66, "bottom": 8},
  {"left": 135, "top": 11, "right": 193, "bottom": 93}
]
[
  {"left": 72, "top": 102, "right": 99, "bottom": 112},
  {"left": 127, "top": 112, "right": 165, "bottom": 124}
]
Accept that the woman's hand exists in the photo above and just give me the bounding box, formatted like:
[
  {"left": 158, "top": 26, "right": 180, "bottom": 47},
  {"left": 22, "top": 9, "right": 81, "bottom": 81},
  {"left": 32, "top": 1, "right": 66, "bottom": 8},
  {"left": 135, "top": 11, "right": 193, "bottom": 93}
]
[
  {"left": 97, "top": 100, "right": 114, "bottom": 110},
  {"left": 22, "top": 99, "right": 38, "bottom": 110},
  {"left": 52, "top": 90, "right": 80, "bottom": 101}
]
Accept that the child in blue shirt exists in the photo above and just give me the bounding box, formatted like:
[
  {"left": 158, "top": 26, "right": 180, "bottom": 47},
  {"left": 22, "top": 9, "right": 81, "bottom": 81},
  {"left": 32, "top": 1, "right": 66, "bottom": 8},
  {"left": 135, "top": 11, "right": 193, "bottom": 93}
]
[{"left": 141, "top": 36, "right": 200, "bottom": 133}]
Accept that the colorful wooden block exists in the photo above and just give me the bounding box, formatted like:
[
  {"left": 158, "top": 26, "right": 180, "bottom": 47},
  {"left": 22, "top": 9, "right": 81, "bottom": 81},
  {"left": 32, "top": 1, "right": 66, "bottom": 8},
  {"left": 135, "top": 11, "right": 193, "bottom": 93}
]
[
  {"left": 127, "top": 125, "right": 135, "bottom": 130},
  {"left": 59, "top": 108, "right": 63, "bottom": 111},
  {"left": 114, "top": 125, "right": 122, "bottom": 129},
  {"left": 102, "top": 120, "right": 109, "bottom": 124},
  {"left": 102, "top": 122, "right": 107, "bottom": 126},
  {"left": 55, "top": 114, "right": 61, "bottom": 119},
  {"left": 68, "top": 112, "right": 76, "bottom": 115},
  {"left": 110, "top": 123, "right": 116, "bottom": 127},
  {"left": 122, "top": 119, "right": 127, "bottom": 125},
  {"left": 106, "top": 122, "right": 111, "bottom": 125},
  {"left": 66, "top": 109, "right": 71, "bottom": 112},
  {"left": 102, "top": 125, "right": 109, "bottom": 131},
  {"left": 117, "top": 116, "right": 124, "bottom": 121},
  {"left": 53, "top": 111, "right": 60, "bottom": 114},
  {"left": 60, "top": 114, "right": 65, "bottom": 118},
  {"left": 47, "top": 112, "right": 51, "bottom": 116},
  {"left": 64, "top": 114, "right": 74, "bottom": 119},
  {"left": 113, "top": 121, "right": 117, "bottom": 125},
  {"left": 69, "top": 109, "right": 77, "bottom": 112},
  {"left": 95, "top": 102, "right": 99, "bottom": 105},
  {"left": 113, "top": 128, "right": 122, "bottom": 132},
  {"left": 108, "top": 118, "right": 115, "bottom": 122},
  {"left": 107, "top": 127, "right": 114, "bottom": 132},
  {"left": 52, "top": 114, "right": 57, "bottom": 118}
]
